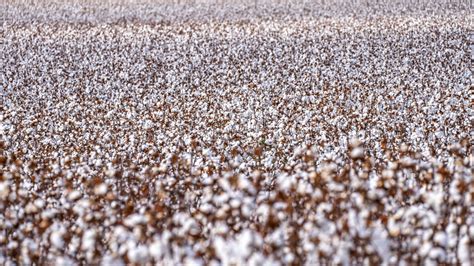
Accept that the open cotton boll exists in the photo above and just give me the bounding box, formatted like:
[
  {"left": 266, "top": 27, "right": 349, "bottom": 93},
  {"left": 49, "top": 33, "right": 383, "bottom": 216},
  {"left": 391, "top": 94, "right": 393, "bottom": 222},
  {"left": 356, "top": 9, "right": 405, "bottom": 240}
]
[
  {"left": 67, "top": 190, "right": 82, "bottom": 201},
  {"left": 128, "top": 245, "right": 150, "bottom": 264},
  {"left": 0, "top": 182, "right": 10, "bottom": 200},
  {"left": 50, "top": 230, "right": 65, "bottom": 249},
  {"left": 350, "top": 147, "right": 364, "bottom": 159}
]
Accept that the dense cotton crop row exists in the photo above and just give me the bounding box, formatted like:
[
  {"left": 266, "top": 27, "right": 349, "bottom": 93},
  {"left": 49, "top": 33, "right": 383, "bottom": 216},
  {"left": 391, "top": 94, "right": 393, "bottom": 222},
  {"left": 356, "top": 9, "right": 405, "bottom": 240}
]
[{"left": 0, "top": 1, "right": 473, "bottom": 265}]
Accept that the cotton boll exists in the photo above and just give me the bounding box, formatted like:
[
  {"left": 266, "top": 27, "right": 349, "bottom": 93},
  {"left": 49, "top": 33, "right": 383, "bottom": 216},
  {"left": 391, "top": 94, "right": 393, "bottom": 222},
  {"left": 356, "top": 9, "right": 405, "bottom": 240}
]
[
  {"left": 94, "top": 183, "right": 108, "bottom": 196},
  {"left": 236, "top": 230, "right": 253, "bottom": 258},
  {"left": 128, "top": 245, "right": 150, "bottom": 264},
  {"left": 419, "top": 242, "right": 432, "bottom": 257},
  {"left": 350, "top": 147, "right": 364, "bottom": 159},
  {"left": 123, "top": 214, "right": 147, "bottom": 228},
  {"left": 422, "top": 190, "right": 444, "bottom": 211},
  {"left": 433, "top": 232, "right": 447, "bottom": 247},
  {"left": 429, "top": 247, "right": 446, "bottom": 261},
  {"left": 371, "top": 227, "right": 391, "bottom": 264},
  {"left": 50, "top": 232, "right": 64, "bottom": 248},
  {"left": 67, "top": 190, "right": 82, "bottom": 201},
  {"left": 34, "top": 199, "right": 45, "bottom": 209},
  {"left": 25, "top": 202, "right": 39, "bottom": 214},
  {"left": 149, "top": 240, "right": 163, "bottom": 259},
  {"left": 142, "top": 120, "right": 154, "bottom": 130},
  {"left": 50, "top": 230, "right": 65, "bottom": 249},
  {"left": 81, "top": 229, "right": 96, "bottom": 251},
  {"left": 382, "top": 169, "right": 395, "bottom": 179},
  {"left": 458, "top": 235, "right": 471, "bottom": 265},
  {"left": 101, "top": 255, "right": 125, "bottom": 266},
  {"left": 0, "top": 181, "right": 9, "bottom": 200}
]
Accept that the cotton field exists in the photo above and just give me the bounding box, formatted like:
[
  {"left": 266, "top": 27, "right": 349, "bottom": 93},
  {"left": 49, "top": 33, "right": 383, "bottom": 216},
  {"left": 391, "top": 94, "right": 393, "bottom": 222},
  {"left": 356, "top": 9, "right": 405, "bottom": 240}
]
[{"left": 0, "top": 0, "right": 473, "bottom": 265}]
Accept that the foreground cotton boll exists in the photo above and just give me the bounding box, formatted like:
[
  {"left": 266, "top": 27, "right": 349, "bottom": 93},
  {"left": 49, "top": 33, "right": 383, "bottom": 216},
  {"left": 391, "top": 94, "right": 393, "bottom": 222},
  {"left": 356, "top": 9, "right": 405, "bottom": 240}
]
[
  {"left": 0, "top": 0, "right": 471, "bottom": 265},
  {"left": 0, "top": 182, "right": 10, "bottom": 200},
  {"left": 127, "top": 245, "right": 150, "bottom": 264},
  {"left": 350, "top": 147, "right": 365, "bottom": 159},
  {"left": 94, "top": 183, "right": 108, "bottom": 196},
  {"left": 50, "top": 231, "right": 65, "bottom": 249},
  {"left": 67, "top": 190, "right": 82, "bottom": 201}
]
